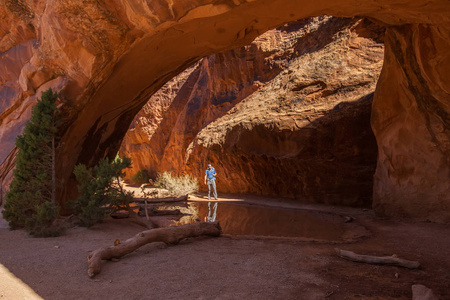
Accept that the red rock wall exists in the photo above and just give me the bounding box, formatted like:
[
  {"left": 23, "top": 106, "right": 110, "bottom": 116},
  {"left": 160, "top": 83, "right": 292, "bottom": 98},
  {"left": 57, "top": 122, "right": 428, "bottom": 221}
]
[
  {"left": 188, "top": 95, "right": 378, "bottom": 206},
  {"left": 120, "top": 17, "right": 384, "bottom": 207},
  {"left": 120, "top": 17, "right": 311, "bottom": 180},
  {"left": 372, "top": 24, "right": 450, "bottom": 222}
]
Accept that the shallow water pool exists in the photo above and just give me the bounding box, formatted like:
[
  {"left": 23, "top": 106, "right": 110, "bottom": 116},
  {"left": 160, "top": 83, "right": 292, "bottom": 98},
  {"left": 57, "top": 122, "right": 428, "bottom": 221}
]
[{"left": 177, "top": 201, "right": 369, "bottom": 242}]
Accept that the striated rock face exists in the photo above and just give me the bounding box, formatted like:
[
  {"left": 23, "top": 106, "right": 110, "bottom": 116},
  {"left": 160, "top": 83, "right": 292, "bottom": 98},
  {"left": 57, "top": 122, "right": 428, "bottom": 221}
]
[
  {"left": 372, "top": 25, "right": 450, "bottom": 222},
  {"left": 120, "top": 17, "right": 384, "bottom": 207},
  {"left": 0, "top": 0, "right": 449, "bottom": 221}
]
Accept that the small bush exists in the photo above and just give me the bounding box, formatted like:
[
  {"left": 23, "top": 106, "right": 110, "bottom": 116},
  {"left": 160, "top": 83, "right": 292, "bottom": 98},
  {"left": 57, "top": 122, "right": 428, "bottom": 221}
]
[
  {"left": 131, "top": 169, "right": 151, "bottom": 184},
  {"left": 71, "top": 156, "right": 134, "bottom": 227},
  {"left": 154, "top": 172, "right": 198, "bottom": 196}
]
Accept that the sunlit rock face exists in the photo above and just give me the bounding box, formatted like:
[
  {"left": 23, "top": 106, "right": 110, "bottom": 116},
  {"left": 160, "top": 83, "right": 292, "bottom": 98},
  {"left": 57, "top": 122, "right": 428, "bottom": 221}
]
[
  {"left": 0, "top": 0, "right": 449, "bottom": 221},
  {"left": 120, "top": 17, "right": 384, "bottom": 207}
]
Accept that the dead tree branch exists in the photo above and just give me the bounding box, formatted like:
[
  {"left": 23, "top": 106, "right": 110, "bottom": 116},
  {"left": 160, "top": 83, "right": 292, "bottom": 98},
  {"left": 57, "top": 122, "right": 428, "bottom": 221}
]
[
  {"left": 88, "top": 222, "right": 221, "bottom": 278},
  {"left": 335, "top": 249, "right": 420, "bottom": 269}
]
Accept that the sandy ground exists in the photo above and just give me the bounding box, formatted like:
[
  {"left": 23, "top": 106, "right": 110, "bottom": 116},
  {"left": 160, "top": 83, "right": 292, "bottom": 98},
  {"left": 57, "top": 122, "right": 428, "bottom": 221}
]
[{"left": 0, "top": 195, "right": 449, "bottom": 300}]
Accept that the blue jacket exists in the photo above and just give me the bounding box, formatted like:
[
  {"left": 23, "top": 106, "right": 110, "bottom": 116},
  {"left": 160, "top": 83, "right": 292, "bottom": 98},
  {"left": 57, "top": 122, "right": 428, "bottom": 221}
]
[{"left": 205, "top": 168, "right": 216, "bottom": 180}]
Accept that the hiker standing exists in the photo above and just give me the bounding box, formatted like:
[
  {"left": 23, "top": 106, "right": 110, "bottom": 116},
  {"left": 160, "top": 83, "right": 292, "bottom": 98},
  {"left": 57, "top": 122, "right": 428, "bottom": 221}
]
[
  {"left": 204, "top": 164, "right": 218, "bottom": 200},
  {"left": 204, "top": 164, "right": 218, "bottom": 222}
]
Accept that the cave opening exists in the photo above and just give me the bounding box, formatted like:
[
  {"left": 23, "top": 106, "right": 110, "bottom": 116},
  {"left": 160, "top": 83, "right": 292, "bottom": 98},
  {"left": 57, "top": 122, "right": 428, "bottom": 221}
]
[{"left": 118, "top": 16, "right": 385, "bottom": 209}]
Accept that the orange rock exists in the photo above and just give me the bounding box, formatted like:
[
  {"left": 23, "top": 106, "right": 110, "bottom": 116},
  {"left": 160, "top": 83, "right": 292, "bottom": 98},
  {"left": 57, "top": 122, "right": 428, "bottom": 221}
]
[{"left": 120, "top": 17, "right": 384, "bottom": 207}]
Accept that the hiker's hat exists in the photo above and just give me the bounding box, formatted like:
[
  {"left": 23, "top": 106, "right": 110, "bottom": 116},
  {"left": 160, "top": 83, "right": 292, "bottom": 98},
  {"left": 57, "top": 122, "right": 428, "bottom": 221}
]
[{"left": 208, "top": 164, "right": 212, "bottom": 167}]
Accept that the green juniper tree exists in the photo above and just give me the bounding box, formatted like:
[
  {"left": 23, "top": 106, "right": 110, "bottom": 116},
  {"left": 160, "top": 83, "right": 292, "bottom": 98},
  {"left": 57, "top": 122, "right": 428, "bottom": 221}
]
[
  {"left": 2, "top": 88, "right": 61, "bottom": 236},
  {"left": 72, "top": 156, "right": 134, "bottom": 227}
]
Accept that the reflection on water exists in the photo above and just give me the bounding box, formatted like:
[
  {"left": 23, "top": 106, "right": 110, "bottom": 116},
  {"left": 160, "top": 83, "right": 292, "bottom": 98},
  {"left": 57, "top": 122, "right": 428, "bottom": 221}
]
[
  {"left": 207, "top": 202, "right": 218, "bottom": 222},
  {"left": 178, "top": 201, "right": 367, "bottom": 242}
]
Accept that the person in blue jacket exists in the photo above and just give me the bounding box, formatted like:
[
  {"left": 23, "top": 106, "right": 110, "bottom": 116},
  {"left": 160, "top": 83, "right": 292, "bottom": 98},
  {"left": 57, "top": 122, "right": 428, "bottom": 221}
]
[
  {"left": 204, "top": 164, "right": 218, "bottom": 222},
  {"left": 204, "top": 164, "right": 218, "bottom": 200}
]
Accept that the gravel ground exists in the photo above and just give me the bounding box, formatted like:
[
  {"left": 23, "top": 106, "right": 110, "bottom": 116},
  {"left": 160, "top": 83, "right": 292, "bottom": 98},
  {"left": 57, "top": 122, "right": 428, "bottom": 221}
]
[{"left": 0, "top": 197, "right": 449, "bottom": 300}]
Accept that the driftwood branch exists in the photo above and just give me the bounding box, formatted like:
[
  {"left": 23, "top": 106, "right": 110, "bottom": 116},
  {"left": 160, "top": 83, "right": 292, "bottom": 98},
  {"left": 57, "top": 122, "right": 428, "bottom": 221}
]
[
  {"left": 335, "top": 249, "right": 420, "bottom": 269},
  {"left": 88, "top": 222, "right": 221, "bottom": 278}
]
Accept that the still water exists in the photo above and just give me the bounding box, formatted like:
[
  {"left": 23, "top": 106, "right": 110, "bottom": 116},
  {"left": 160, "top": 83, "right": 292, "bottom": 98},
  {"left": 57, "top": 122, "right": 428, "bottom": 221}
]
[{"left": 177, "top": 201, "right": 367, "bottom": 242}]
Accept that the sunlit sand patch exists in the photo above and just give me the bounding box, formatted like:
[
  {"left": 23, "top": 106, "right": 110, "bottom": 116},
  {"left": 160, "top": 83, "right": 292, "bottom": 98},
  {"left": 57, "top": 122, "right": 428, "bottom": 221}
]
[
  {"left": 189, "top": 194, "right": 244, "bottom": 202},
  {"left": 0, "top": 263, "right": 43, "bottom": 299}
]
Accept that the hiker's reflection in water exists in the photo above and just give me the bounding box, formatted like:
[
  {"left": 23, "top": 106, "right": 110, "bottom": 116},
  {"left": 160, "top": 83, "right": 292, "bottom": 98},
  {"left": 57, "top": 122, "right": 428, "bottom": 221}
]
[{"left": 207, "top": 201, "right": 218, "bottom": 222}]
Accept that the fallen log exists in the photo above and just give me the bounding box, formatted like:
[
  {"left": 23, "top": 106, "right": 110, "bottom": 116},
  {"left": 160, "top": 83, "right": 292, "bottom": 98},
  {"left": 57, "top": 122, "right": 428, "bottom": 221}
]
[
  {"left": 138, "top": 208, "right": 182, "bottom": 217},
  {"left": 133, "top": 194, "right": 189, "bottom": 203},
  {"left": 88, "top": 222, "right": 221, "bottom": 278},
  {"left": 135, "top": 202, "right": 189, "bottom": 210},
  {"left": 335, "top": 249, "right": 420, "bottom": 269}
]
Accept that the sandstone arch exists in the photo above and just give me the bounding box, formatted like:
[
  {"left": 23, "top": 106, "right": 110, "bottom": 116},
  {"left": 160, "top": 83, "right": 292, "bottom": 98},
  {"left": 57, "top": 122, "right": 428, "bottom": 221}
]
[{"left": 0, "top": 0, "right": 449, "bottom": 222}]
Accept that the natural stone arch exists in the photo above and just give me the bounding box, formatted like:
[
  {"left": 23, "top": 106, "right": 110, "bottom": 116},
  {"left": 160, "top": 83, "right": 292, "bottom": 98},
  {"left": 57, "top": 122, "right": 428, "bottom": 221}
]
[{"left": 1, "top": 0, "right": 449, "bottom": 222}]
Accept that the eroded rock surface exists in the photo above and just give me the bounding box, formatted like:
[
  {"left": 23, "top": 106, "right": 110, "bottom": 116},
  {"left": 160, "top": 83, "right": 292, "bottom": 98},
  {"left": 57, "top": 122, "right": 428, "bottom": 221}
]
[
  {"left": 0, "top": 0, "right": 449, "bottom": 221},
  {"left": 120, "top": 17, "right": 384, "bottom": 207},
  {"left": 372, "top": 25, "right": 450, "bottom": 222}
]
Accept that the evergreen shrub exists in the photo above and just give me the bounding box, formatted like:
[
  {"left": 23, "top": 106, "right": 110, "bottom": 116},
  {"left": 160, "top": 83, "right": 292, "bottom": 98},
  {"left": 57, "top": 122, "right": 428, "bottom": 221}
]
[
  {"left": 71, "top": 156, "right": 133, "bottom": 227},
  {"left": 2, "top": 89, "right": 61, "bottom": 236}
]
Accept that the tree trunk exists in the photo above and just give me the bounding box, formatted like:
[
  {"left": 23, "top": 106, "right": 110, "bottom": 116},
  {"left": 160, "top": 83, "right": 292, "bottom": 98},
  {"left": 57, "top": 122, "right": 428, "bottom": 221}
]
[
  {"left": 51, "top": 134, "right": 56, "bottom": 204},
  {"left": 144, "top": 199, "right": 149, "bottom": 220},
  {"left": 87, "top": 222, "right": 221, "bottom": 278}
]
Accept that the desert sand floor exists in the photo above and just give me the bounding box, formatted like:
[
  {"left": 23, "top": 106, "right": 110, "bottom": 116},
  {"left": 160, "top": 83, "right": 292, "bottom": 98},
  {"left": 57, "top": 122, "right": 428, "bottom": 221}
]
[{"left": 0, "top": 194, "right": 449, "bottom": 300}]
